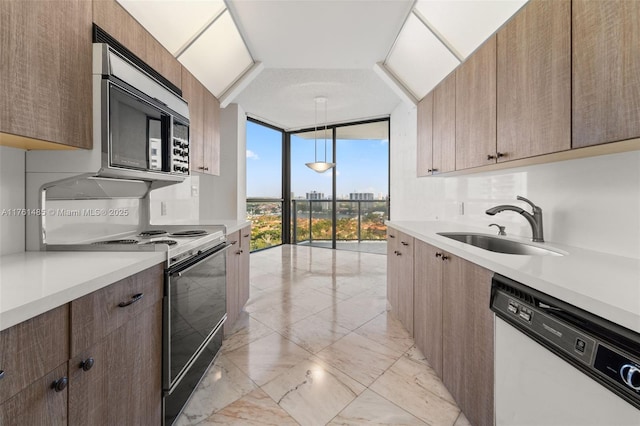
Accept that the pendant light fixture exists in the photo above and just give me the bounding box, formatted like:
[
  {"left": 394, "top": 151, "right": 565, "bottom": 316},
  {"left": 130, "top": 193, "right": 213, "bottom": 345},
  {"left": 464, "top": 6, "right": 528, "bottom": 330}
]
[{"left": 305, "top": 96, "right": 335, "bottom": 173}]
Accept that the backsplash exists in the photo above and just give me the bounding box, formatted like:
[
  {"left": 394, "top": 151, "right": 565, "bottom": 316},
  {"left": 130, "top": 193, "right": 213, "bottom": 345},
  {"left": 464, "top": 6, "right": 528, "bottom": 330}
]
[
  {"left": 390, "top": 102, "right": 640, "bottom": 259},
  {"left": 0, "top": 146, "right": 26, "bottom": 255}
]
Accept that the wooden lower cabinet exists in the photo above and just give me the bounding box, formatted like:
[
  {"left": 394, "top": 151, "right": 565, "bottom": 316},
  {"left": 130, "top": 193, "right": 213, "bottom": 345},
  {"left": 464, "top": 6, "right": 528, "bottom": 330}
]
[
  {"left": 442, "top": 256, "right": 494, "bottom": 426},
  {"left": 68, "top": 303, "right": 162, "bottom": 426},
  {"left": 225, "top": 224, "right": 251, "bottom": 335},
  {"left": 387, "top": 227, "right": 415, "bottom": 336},
  {"left": 0, "top": 265, "right": 163, "bottom": 425},
  {"left": 413, "top": 240, "right": 444, "bottom": 377},
  {"left": 0, "top": 305, "right": 69, "bottom": 424},
  {"left": 406, "top": 239, "right": 495, "bottom": 426},
  {"left": 68, "top": 264, "right": 164, "bottom": 425},
  {"left": 238, "top": 226, "right": 251, "bottom": 309}
]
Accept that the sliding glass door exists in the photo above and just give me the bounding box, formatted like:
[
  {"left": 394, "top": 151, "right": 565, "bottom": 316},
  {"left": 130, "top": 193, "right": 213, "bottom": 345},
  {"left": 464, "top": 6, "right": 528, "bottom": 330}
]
[
  {"left": 288, "top": 119, "right": 389, "bottom": 253},
  {"left": 290, "top": 129, "right": 335, "bottom": 248}
]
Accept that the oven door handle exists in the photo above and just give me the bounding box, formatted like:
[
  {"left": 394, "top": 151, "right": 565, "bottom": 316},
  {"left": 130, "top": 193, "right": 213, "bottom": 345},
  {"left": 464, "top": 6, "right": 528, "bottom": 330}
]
[{"left": 169, "top": 243, "right": 233, "bottom": 277}]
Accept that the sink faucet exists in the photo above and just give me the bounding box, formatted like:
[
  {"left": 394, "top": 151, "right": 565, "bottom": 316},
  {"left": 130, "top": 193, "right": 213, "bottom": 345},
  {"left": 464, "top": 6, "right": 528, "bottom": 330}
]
[{"left": 485, "top": 196, "right": 544, "bottom": 242}]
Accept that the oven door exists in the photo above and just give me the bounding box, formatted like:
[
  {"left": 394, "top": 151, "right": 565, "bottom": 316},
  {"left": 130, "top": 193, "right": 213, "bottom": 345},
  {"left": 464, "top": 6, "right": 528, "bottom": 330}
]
[{"left": 163, "top": 242, "right": 231, "bottom": 394}]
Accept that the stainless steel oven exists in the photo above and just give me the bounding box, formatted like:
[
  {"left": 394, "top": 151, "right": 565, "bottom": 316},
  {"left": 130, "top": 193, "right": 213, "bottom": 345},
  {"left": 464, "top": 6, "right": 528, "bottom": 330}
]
[{"left": 163, "top": 239, "right": 231, "bottom": 425}]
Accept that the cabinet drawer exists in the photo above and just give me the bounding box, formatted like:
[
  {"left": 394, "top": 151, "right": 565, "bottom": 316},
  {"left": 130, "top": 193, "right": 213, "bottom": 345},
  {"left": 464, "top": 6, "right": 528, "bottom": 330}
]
[
  {"left": 70, "top": 264, "right": 163, "bottom": 355},
  {"left": 0, "top": 305, "right": 69, "bottom": 404}
]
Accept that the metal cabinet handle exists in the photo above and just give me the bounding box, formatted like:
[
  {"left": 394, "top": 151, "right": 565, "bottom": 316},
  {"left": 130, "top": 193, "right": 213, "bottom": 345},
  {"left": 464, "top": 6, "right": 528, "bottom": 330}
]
[
  {"left": 401, "top": 241, "right": 409, "bottom": 246},
  {"left": 441, "top": 255, "right": 449, "bottom": 261},
  {"left": 236, "top": 250, "right": 243, "bottom": 255},
  {"left": 435, "top": 252, "right": 442, "bottom": 258},
  {"left": 80, "top": 358, "right": 95, "bottom": 372},
  {"left": 0, "top": 370, "right": 5, "bottom": 380},
  {"left": 52, "top": 377, "right": 68, "bottom": 392},
  {"left": 497, "top": 152, "right": 505, "bottom": 158},
  {"left": 243, "top": 234, "right": 250, "bottom": 238},
  {"left": 487, "top": 154, "right": 496, "bottom": 160},
  {"left": 118, "top": 293, "right": 144, "bottom": 308},
  {"left": 389, "top": 234, "right": 395, "bottom": 238},
  {"left": 395, "top": 250, "right": 402, "bottom": 256}
]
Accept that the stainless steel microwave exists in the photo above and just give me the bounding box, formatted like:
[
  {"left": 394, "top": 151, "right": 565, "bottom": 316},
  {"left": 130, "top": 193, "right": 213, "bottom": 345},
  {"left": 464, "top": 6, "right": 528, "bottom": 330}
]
[{"left": 93, "top": 43, "right": 190, "bottom": 182}]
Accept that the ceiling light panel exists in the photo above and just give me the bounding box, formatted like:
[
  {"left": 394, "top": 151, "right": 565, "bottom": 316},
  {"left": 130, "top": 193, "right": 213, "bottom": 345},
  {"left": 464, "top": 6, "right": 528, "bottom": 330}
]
[
  {"left": 178, "top": 10, "right": 254, "bottom": 98},
  {"left": 415, "top": 0, "right": 529, "bottom": 59},
  {"left": 117, "top": 0, "right": 226, "bottom": 55},
  {"left": 386, "top": 13, "right": 460, "bottom": 100}
]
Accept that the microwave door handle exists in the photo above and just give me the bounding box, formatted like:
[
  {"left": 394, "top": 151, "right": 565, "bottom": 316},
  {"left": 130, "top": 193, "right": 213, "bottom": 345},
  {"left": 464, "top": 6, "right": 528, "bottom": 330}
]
[{"left": 170, "top": 243, "right": 233, "bottom": 277}]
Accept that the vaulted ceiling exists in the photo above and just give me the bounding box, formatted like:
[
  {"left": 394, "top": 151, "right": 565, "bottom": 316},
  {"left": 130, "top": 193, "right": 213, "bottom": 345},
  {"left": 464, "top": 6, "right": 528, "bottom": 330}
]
[{"left": 118, "top": 0, "right": 528, "bottom": 131}]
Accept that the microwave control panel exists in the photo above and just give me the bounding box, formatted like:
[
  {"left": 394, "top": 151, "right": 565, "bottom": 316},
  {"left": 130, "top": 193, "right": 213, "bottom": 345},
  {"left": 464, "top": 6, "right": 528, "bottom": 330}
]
[{"left": 171, "top": 121, "right": 190, "bottom": 175}]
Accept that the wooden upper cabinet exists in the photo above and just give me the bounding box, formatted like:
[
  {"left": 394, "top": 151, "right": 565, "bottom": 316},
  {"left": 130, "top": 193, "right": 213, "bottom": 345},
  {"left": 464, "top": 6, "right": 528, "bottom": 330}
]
[
  {"left": 0, "top": 0, "right": 92, "bottom": 148},
  {"left": 92, "top": 0, "right": 181, "bottom": 90},
  {"left": 497, "top": 0, "right": 571, "bottom": 161},
  {"left": 182, "top": 67, "right": 220, "bottom": 175},
  {"left": 456, "top": 36, "right": 497, "bottom": 170},
  {"left": 572, "top": 0, "right": 640, "bottom": 148},
  {"left": 432, "top": 73, "right": 456, "bottom": 173},
  {"left": 203, "top": 90, "right": 221, "bottom": 176},
  {"left": 417, "top": 92, "right": 434, "bottom": 177},
  {"left": 181, "top": 68, "right": 205, "bottom": 173}
]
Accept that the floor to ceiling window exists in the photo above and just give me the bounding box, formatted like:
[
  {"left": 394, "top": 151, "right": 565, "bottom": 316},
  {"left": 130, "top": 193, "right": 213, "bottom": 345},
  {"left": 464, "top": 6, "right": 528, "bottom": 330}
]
[
  {"left": 245, "top": 119, "right": 284, "bottom": 251},
  {"left": 246, "top": 117, "right": 389, "bottom": 253}
]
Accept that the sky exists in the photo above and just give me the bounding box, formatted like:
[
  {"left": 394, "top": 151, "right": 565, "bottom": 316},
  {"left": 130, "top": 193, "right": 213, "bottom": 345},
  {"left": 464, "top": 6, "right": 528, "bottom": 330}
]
[{"left": 246, "top": 121, "right": 389, "bottom": 199}]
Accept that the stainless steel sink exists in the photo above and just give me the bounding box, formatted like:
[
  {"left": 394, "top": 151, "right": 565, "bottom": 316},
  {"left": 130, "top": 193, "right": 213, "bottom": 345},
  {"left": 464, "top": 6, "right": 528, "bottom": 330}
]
[{"left": 437, "top": 232, "right": 564, "bottom": 256}]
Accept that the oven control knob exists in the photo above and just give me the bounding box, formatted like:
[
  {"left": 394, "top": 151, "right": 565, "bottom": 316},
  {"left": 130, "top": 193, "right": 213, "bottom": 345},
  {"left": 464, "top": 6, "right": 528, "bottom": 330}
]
[{"left": 620, "top": 364, "right": 640, "bottom": 390}]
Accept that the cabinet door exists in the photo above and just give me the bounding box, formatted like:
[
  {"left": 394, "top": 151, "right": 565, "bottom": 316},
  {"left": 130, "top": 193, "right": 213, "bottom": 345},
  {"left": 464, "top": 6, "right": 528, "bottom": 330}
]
[
  {"left": 225, "top": 230, "right": 241, "bottom": 336},
  {"left": 203, "top": 90, "right": 221, "bottom": 176},
  {"left": 432, "top": 73, "right": 456, "bottom": 174},
  {"left": 387, "top": 228, "right": 414, "bottom": 335},
  {"left": 417, "top": 92, "right": 434, "bottom": 177},
  {"left": 443, "top": 256, "right": 494, "bottom": 426},
  {"left": 497, "top": 0, "right": 571, "bottom": 161},
  {"left": 68, "top": 302, "right": 163, "bottom": 426},
  {"left": 456, "top": 36, "right": 497, "bottom": 170},
  {"left": 386, "top": 228, "right": 400, "bottom": 316},
  {"left": 0, "top": 0, "right": 91, "bottom": 148},
  {"left": 238, "top": 225, "right": 252, "bottom": 308},
  {"left": 395, "top": 233, "right": 414, "bottom": 336},
  {"left": 572, "top": 0, "right": 640, "bottom": 148},
  {"left": 181, "top": 68, "right": 205, "bottom": 174},
  {"left": 0, "top": 305, "right": 69, "bottom": 404},
  {"left": 0, "top": 363, "right": 68, "bottom": 426},
  {"left": 413, "top": 240, "right": 443, "bottom": 377}
]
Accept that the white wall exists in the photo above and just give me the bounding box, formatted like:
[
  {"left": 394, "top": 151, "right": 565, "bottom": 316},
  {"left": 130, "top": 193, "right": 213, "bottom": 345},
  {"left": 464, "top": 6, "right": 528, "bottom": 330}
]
[
  {"left": 390, "top": 102, "right": 640, "bottom": 259},
  {"left": 0, "top": 146, "right": 26, "bottom": 254}
]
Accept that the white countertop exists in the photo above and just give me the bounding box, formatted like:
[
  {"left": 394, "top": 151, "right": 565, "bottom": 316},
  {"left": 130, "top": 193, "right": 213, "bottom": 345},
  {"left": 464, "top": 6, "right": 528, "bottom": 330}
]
[
  {"left": 0, "top": 251, "right": 165, "bottom": 331},
  {"left": 215, "top": 220, "right": 251, "bottom": 235},
  {"left": 388, "top": 221, "right": 640, "bottom": 334}
]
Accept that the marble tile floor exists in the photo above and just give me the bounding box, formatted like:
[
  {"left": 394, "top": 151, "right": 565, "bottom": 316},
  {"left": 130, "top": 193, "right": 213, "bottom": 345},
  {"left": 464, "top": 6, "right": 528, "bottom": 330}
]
[{"left": 176, "top": 245, "right": 470, "bottom": 426}]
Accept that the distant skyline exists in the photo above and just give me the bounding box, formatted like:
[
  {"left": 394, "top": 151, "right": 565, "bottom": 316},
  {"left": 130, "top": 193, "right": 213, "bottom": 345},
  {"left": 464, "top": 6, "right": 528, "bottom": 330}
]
[{"left": 246, "top": 121, "right": 389, "bottom": 199}]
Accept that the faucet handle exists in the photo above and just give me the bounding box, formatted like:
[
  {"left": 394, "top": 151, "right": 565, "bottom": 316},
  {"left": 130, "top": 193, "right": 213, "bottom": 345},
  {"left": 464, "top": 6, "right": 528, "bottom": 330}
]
[
  {"left": 516, "top": 195, "right": 540, "bottom": 211},
  {"left": 489, "top": 223, "right": 507, "bottom": 236}
]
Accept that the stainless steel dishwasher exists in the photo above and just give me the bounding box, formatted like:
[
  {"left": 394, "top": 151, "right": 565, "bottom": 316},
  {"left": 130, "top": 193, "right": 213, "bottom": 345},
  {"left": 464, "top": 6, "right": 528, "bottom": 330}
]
[{"left": 491, "top": 274, "right": 640, "bottom": 425}]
